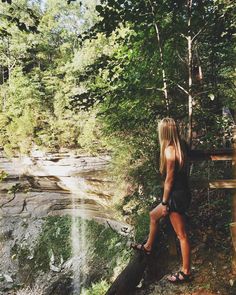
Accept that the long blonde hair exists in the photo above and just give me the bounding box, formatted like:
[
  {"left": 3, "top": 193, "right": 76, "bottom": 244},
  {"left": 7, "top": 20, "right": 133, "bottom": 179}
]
[{"left": 158, "top": 117, "right": 186, "bottom": 175}]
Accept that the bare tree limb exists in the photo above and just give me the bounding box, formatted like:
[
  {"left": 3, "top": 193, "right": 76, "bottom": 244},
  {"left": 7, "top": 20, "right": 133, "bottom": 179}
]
[
  {"left": 180, "top": 33, "right": 188, "bottom": 40},
  {"left": 144, "top": 87, "right": 164, "bottom": 91},
  {"left": 192, "top": 22, "right": 209, "bottom": 42},
  {"left": 176, "top": 50, "right": 187, "bottom": 64},
  {"left": 193, "top": 90, "right": 209, "bottom": 98},
  {"left": 177, "top": 84, "right": 189, "bottom": 95}
]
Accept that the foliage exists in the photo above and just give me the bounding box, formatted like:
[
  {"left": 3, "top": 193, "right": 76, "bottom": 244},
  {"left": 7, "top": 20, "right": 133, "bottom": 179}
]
[
  {"left": 0, "top": 170, "right": 8, "bottom": 182},
  {"left": 0, "top": 0, "right": 234, "bottom": 165},
  {"left": 75, "top": 0, "right": 235, "bottom": 149},
  {"left": 0, "top": 0, "right": 108, "bottom": 154},
  {"left": 8, "top": 183, "right": 24, "bottom": 195},
  {"left": 12, "top": 216, "right": 72, "bottom": 274},
  {"left": 83, "top": 218, "right": 130, "bottom": 280},
  {"left": 81, "top": 280, "right": 109, "bottom": 295}
]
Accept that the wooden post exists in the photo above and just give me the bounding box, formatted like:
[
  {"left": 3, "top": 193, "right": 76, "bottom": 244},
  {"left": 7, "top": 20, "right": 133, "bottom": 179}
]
[{"left": 230, "top": 222, "right": 236, "bottom": 274}]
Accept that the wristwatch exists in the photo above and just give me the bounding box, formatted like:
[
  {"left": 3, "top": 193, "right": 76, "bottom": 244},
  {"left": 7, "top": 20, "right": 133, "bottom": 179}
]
[{"left": 162, "top": 200, "right": 169, "bottom": 206}]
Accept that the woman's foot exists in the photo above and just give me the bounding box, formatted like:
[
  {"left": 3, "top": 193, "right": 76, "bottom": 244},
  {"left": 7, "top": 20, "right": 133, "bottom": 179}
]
[
  {"left": 167, "top": 270, "right": 192, "bottom": 283},
  {"left": 130, "top": 243, "right": 151, "bottom": 255}
]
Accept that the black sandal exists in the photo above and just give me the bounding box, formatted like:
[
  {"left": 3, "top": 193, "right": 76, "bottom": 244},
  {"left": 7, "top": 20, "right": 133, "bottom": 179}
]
[
  {"left": 167, "top": 270, "right": 192, "bottom": 283},
  {"left": 130, "top": 242, "right": 151, "bottom": 255}
]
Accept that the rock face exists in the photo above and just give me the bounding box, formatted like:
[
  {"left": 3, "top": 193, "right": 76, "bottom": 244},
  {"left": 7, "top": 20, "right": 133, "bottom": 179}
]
[
  {"left": 0, "top": 148, "right": 131, "bottom": 294},
  {"left": 0, "top": 148, "right": 130, "bottom": 229}
]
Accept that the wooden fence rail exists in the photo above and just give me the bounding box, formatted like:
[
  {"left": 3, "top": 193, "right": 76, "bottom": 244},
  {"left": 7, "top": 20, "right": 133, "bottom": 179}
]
[
  {"left": 189, "top": 148, "right": 234, "bottom": 161},
  {"left": 190, "top": 148, "right": 236, "bottom": 273},
  {"left": 189, "top": 148, "right": 235, "bottom": 188}
]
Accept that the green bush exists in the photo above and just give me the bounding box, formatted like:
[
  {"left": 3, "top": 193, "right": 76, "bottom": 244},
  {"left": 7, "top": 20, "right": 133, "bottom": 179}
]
[{"left": 81, "top": 280, "right": 109, "bottom": 295}]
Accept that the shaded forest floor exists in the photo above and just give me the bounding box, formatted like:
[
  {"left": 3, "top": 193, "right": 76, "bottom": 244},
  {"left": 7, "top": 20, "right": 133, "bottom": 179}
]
[{"left": 128, "top": 189, "right": 236, "bottom": 295}]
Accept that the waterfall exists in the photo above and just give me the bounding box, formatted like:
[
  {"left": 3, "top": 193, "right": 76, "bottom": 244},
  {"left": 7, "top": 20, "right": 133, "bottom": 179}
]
[
  {"left": 71, "top": 196, "right": 87, "bottom": 294},
  {"left": 59, "top": 176, "right": 89, "bottom": 294}
]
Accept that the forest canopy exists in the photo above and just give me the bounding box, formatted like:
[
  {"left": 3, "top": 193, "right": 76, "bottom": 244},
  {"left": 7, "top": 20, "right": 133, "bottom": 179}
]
[{"left": 0, "top": 0, "right": 235, "bottom": 159}]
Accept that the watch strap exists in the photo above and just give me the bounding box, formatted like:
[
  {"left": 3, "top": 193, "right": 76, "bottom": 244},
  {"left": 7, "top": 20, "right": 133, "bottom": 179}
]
[{"left": 162, "top": 200, "right": 168, "bottom": 206}]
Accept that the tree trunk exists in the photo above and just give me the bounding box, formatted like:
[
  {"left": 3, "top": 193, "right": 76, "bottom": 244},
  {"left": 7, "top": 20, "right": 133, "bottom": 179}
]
[
  {"left": 187, "top": 0, "right": 193, "bottom": 149},
  {"left": 232, "top": 123, "right": 236, "bottom": 274},
  {"left": 148, "top": 0, "right": 170, "bottom": 114},
  {"left": 7, "top": 36, "right": 11, "bottom": 82},
  {"left": 2, "top": 67, "right": 6, "bottom": 111}
]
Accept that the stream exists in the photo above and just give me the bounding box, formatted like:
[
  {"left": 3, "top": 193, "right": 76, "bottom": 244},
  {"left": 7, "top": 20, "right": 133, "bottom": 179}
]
[{"left": 0, "top": 148, "right": 132, "bottom": 295}]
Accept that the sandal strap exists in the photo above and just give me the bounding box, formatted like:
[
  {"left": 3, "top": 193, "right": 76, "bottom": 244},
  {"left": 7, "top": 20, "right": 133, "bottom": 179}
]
[
  {"left": 167, "top": 270, "right": 192, "bottom": 284},
  {"left": 131, "top": 243, "right": 151, "bottom": 254},
  {"left": 141, "top": 244, "right": 151, "bottom": 254},
  {"left": 178, "top": 271, "right": 191, "bottom": 280},
  {"left": 168, "top": 272, "right": 181, "bottom": 282},
  {"left": 179, "top": 271, "right": 190, "bottom": 277},
  {"left": 169, "top": 271, "right": 190, "bottom": 282}
]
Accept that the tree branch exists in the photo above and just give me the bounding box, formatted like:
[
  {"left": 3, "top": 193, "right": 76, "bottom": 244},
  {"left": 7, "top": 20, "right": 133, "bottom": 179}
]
[
  {"left": 180, "top": 33, "right": 188, "bottom": 40},
  {"left": 176, "top": 50, "right": 187, "bottom": 64},
  {"left": 193, "top": 90, "right": 209, "bottom": 98},
  {"left": 192, "top": 22, "right": 209, "bottom": 42},
  {"left": 177, "top": 84, "right": 189, "bottom": 95},
  {"left": 144, "top": 87, "right": 164, "bottom": 91}
]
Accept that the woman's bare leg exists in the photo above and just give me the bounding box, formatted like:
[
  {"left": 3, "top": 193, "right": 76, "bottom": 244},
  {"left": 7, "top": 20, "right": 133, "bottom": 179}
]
[
  {"left": 143, "top": 203, "right": 165, "bottom": 251},
  {"left": 168, "top": 212, "right": 191, "bottom": 277}
]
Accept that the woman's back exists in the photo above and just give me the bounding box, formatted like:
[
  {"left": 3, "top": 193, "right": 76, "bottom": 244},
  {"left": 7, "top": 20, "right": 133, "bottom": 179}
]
[
  {"left": 172, "top": 158, "right": 190, "bottom": 190},
  {"left": 167, "top": 139, "right": 192, "bottom": 214},
  {"left": 163, "top": 139, "right": 190, "bottom": 191}
]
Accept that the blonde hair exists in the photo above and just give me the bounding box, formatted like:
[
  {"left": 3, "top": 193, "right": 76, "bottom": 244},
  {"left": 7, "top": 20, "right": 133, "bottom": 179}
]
[{"left": 158, "top": 117, "right": 186, "bottom": 174}]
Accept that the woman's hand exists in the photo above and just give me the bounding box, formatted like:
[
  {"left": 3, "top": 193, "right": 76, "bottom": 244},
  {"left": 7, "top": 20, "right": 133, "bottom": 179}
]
[{"left": 161, "top": 204, "right": 169, "bottom": 216}]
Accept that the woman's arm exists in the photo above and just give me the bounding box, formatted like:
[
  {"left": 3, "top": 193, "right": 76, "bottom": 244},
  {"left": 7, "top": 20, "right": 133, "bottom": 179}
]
[{"left": 162, "top": 146, "right": 175, "bottom": 204}]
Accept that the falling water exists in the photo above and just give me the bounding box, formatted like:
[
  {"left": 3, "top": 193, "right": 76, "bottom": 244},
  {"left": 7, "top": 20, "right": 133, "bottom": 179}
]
[
  {"left": 71, "top": 197, "right": 87, "bottom": 294},
  {"left": 59, "top": 176, "right": 89, "bottom": 295}
]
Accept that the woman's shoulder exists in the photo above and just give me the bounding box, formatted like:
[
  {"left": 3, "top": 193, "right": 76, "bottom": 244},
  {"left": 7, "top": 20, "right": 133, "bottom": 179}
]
[{"left": 164, "top": 145, "right": 176, "bottom": 160}]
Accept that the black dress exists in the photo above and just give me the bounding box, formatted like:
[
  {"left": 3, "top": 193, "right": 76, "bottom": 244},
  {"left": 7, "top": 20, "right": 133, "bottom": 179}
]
[{"left": 162, "top": 141, "right": 192, "bottom": 215}]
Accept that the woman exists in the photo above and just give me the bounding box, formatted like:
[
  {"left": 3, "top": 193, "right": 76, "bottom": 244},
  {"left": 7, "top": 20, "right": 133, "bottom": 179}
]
[{"left": 131, "top": 117, "right": 192, "bottom": 283}]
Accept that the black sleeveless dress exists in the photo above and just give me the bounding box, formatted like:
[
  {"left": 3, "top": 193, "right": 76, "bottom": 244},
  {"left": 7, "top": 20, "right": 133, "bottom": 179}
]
[{"left": 162, "top": 141, "right": 192, "bottom": 215}]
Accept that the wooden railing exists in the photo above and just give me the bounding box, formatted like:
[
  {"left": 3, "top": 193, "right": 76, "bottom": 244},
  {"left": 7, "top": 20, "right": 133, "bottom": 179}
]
[
  {"left": 190, "top": 148, "right": 236, "bottom": 272},
  {"left": 189, "top": 148, "right": 235, "bottom": 188}
]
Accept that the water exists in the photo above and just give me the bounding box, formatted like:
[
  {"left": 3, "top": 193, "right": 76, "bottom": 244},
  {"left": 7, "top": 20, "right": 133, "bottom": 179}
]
[
  {"left": 71, "top": 207, "right": 87, "bottom": 294},
  {"left": 60, "top": 176, "right": 88, "bottom": 294}
]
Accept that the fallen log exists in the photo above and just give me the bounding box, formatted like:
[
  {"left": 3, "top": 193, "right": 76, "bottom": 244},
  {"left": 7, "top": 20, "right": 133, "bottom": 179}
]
[
  {"left": 105, "top": 251, "right": 149, "bottom": 295},
  {"left": 105, "top": 217, "right": 174, "bottom": 295}
]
